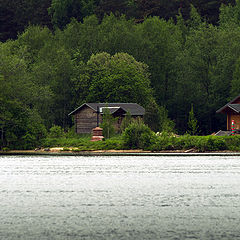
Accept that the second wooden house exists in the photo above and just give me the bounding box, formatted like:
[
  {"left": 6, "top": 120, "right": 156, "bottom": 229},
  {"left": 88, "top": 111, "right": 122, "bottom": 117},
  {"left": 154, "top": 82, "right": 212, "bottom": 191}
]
[
  {"left": 68, "top": 103, "right": 145, "bottom": 134},
  {"left": 216, "top": 95, "right": 240, "bottom": 131}
]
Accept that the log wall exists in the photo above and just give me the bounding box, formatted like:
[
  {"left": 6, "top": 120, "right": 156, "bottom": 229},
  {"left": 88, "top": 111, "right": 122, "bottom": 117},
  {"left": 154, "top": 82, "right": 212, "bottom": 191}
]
[
  {"left": 74, "top": 106, "right": 98, "bottom": 134},
  {"left": 227, "top": 113, "right": 240, "bottom": 130}
]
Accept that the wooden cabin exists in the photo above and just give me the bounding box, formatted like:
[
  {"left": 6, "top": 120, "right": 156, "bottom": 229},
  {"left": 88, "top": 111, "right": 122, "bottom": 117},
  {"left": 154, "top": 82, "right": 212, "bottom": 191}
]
[
  {"left": 216, "top": 95, "right": 240, "bottom": 130},
  {"left": 68, "top": 103, "right": 145, "bottom": 134}
]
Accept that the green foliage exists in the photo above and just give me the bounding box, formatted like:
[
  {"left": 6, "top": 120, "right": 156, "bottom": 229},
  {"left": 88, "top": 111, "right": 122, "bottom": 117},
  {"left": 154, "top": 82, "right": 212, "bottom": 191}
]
[
  {"left": 48, "top": 125, "right": 65, "bottom": 138},
  {"left": 100, "top": 108, "right": 117, "bottom": 139},
  {"left": 42, "top": 135, "right": 123, "bottom": 150},
  {"left": 133, "top": 16, "right": 182, "bottom": 107},
  {"left": 195, "top": 136, "right": 227, "bottom": 152},
  {"left": 1, "top": 0, "right": 236, "bottom": 42},
  {"left": 48, "top": 0, "right": 97, "bottom": 29},
  {"left": 187, "top": 104, "right": 199, "bottom": 135},
  {"left": 3, "top": 1, "right": 240, "bottom": 150},
  {"left": 231, "top": 57, "right": 240, "bottom": 98},
  {"left": 144, "top": 101, "right": 161, "bottom": 132},
  {"left": 122, "top": 118, "right": 156, "bottom": 149},
  {"left": 0, "top": 0, "right": 52, "bottom": 42},
  {"left": 150, "top": 135, "right": 231, "bottom": 152},
  {"left": 144, "top": 101, "right": 175, "bottom": 132},
  {"left": 38, "top": 132, "right": 240, "bottom": 152},
  {"left": 120, "top": 111, "right": 132, "bottom": 133},
  {"left": 224, "top": 135, "right": 240, "bottom": 151},
  {"left": 219, "top": 0, "right": 240, "bottom": 28},
  {"left": 188, "top": 5, "right": 203, "bottom": 30},
  {"left": 159, "top": 107, "right": 175, "bottom": 133},
  {"left": 95, "top": 0, "right": 130, "bottom": 19},
  {"left": 85, "top": 52, "right": 154, "bottom": 106}
]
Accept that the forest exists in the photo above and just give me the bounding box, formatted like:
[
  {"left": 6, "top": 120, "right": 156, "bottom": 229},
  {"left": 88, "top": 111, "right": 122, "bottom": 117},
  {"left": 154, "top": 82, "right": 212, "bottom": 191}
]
[{"left": 1, "top": 0, "right": 240, "bottom": 149}]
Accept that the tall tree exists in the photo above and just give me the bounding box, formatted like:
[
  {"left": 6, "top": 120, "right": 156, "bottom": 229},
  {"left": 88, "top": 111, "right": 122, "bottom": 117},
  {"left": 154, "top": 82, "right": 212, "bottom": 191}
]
[
  {"left": 31, "top": 42, "right": 74, "bottom": 128},
  {"left": 48, "top": 0, "right": 98, "bottom": 29},
  {"left": 133, "top": 16, "right": 182, "bottom": 106},
  {"left": 0, "top": 0, "right": 52, "bottom": 41},
  {"left": 95, "top": 0, "right": 129, "bottom": 19},
  {"left": 0, "top": 40, "right": 47, "bottom": 149},
  {"left": 133, "top": 0, "right": 180, "bottom": 22},
  {"left": 73, "top": 52, "right": 155, "bottom": 106},
  {"left": 173, "top": 7, "right": 220, "bottom": 133}
]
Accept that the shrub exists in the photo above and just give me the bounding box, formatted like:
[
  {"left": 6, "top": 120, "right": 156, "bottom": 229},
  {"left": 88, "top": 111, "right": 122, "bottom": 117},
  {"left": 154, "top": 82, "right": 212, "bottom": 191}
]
[
  {"left": 195, "top": 136, "right": 227, "bottom": 152},
  {"left": 100, "top": 108, "right": 117, "bottom": 139},
  {"left": 225, "top": 136, "right": 240, "bottom": 151},
  {"left": 144, "top": 102, "right": 175, "bottom": 133},
  {"left": 120, "top": 111, "right": 132, "bottom": 133},
  {"left": 187, "top": 104, "right": 199, "bottom": 135},
  {"left": 62, "top": 147, "right": 71, "bottom": 151},
  {"left": 150, "top": 136, "right": 173, "bottom": 151},
  {"left": 2, "top": 147, "right": 10, "bottom": 152},
  {"left": 150, "top": 135, "right": 228, "bottom": 152},
  {"left": 21, "top": 132, "right": 37, "bottom": 150},
  {"left": 48, "top": 125, "right": 64, "bottom": 138},
  {"left": 123, "top": 119, "right": 156, "bottom": 149}
]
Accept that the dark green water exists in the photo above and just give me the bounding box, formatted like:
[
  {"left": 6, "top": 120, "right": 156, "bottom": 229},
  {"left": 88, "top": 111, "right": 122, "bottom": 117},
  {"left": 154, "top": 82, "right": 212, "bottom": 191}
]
[{"left": 1, "top": 155, "right": 240, "bottom": 240}]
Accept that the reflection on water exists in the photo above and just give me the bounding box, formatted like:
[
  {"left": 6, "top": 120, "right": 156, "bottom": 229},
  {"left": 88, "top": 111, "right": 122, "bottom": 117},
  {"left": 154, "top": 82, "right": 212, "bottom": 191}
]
[{"left": 1, "top": 155, "right": 240, "bottom": 239}]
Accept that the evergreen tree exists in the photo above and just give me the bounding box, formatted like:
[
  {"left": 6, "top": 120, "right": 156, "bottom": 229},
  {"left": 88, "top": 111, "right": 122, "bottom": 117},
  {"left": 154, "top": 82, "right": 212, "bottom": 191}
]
[
  {"left": 187, "top": 104, "right": 199, "bottom": 135},
  {"left": 48, "top": 0, "right": 98, "bottom": 29},
  {"left": 120, "top": 111, "right": 132, "bottom": 133},
  {"left": 100, "top": 108, "right": 116, "bottom": 138}
]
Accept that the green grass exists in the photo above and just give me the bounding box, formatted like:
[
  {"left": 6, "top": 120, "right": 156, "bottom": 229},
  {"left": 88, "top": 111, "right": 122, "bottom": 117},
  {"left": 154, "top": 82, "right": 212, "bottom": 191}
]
[
  {"left": 149, "top": 135, "right": 240, "bottom": 152},
  {"left": 42, "top": 135, "right": 124, "bottom": 151},
  {"left": 41, "top": 134, "right": 240, "bottom": 152}
]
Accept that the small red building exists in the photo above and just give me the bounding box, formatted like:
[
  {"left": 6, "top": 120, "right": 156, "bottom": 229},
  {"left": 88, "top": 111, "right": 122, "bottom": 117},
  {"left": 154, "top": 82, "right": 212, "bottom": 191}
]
[{"left": 216, "top": 95, "right": 240, "bottom": 130}]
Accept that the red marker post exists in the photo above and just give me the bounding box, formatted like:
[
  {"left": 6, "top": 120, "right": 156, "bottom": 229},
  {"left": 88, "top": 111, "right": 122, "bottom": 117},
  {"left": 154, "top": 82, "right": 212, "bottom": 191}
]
[{"left": 232, "top": 120, "right": 235, "bottom": 135}]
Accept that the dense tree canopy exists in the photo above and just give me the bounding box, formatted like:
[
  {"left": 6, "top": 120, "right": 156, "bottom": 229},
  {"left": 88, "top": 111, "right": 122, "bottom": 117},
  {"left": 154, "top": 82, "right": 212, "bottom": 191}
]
[
  {"left": 0, "top": 0, "right": 52, "bottom": 41},
  {"left": 1, "top": 1, "right": 240, "bottom": 149},
  {"left": 48, "top": 0, "right": 98, "bottom": 29},
  {"left": 0, "top": 0, "right": 236, "bottom": 41},
  {"left": 85, "top": 52, "right": 154, "bottom": 105}
]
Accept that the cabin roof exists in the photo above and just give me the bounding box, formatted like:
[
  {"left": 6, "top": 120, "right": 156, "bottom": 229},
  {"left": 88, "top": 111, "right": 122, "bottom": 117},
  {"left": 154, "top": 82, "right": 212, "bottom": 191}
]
[
  {"left": 69, "top": 103, "right": 145, "bottom": 116},
  {"left": 216, "top": 95, "right": 240, "bottom": 113}
]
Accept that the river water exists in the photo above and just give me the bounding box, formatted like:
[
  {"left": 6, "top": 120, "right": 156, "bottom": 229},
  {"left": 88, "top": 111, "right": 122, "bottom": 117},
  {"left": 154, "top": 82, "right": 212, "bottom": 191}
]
[{"left": 1, "top": 155, "right": 240, "bottom": 240}]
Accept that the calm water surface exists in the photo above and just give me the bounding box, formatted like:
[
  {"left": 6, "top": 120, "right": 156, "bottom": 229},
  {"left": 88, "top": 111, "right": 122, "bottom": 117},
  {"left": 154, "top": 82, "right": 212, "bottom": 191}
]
[{"left": 1, "top": 155, "right": 240, "bottom": 240}]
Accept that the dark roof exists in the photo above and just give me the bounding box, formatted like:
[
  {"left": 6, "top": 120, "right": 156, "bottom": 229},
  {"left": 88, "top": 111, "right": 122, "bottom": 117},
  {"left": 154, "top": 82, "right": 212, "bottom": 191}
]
[
  {"left": 215, "top": 130, "right": 232, "bottom": 136},
  {"left": 69, "top": 103, "right": 145, "bottom": 116},
  {"left": 216, "top": 95, "right": 240, "bottom": 113},
  {"left": 228, "top": 104, "right": 240, "bottom": 113},
  {"left": 217, "top": 103, "right": 240, "bottom": 113}
]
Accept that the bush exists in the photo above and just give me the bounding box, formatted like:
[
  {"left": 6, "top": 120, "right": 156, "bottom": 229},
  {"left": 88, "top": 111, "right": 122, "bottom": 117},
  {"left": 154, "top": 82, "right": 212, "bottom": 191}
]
[
  {"left": 123, "top": 119, "right": 156, "bottom": 149},
  {"left": 48, "top": 125, "right": 64, "bottom": 138},
  {"left": 149, "top": 135, "right": 229, "bottom": 152},
  {"left": 100, "top": 108, "right": 117, "bottom": 138},
  {"left": 195, "top": 136, "right": 227, "bottom": 152},
  {"left": 144, "top": 102, "right": 175, "bottom": 133},
  {"left": 225, "top": 136, "right": 240, "bottom": 151},
  {"left": 120, "top": 111, "right": 132, "bottom": 133}
]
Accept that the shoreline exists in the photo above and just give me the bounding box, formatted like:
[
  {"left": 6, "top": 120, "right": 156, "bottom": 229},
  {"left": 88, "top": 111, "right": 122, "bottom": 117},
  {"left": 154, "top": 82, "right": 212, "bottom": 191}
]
[{"left": 1, "top": 148, "right": 240, "bottom": 156}]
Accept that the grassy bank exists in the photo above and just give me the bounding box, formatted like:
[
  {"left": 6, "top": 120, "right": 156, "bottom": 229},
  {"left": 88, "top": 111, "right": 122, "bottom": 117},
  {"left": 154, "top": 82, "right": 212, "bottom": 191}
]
[
  {"left": 41, "top": 134, "right": 240, "bottom": 152},
  {"left": 3, "top": 121, "right": 240, "bottom": 152},
  {"left": 148, "top": 135, "right": 240, "bottom": 152},
  {"left": 42, "top": 135, "right": 125, "bottom": 151}
]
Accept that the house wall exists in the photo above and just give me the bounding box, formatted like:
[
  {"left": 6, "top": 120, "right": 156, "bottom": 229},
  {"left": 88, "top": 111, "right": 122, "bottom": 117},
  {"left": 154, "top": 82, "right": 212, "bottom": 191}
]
[
  {"left": 227, "top": 113, "right": 240, "bottom": 130},
  {"left": 74, "top": 106, "right": 98, "bottom": 134}
]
